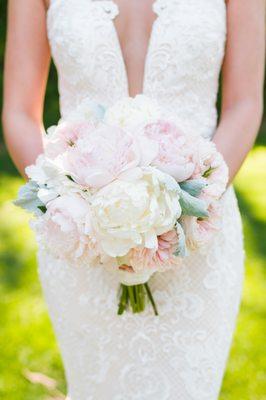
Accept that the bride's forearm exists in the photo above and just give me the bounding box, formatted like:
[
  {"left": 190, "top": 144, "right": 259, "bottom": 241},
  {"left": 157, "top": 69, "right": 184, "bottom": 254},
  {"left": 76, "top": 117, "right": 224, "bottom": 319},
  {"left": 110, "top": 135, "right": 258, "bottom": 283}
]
[
  {"left": 2, "top": 0, "right": 50, "bottom": 179},
  {"left": 213, "top": 98, "right": 263, "bottom": 185},
  {"left": 213, "top": 0, "right": 265, "bottom": 186},
  {"left": 2, "top": 111, "right": 44, "bottom": 179}
]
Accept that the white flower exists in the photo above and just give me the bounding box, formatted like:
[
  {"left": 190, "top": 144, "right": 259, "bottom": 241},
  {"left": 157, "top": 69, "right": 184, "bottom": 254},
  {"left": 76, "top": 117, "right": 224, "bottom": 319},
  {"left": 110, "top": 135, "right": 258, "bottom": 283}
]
[
  {"left": 25, "top": 154, "right": 87, "bottom": 204},
  {"left": 25, "top": 154, "right": 61, "bottom": 186},
  {"left": 66, "top": 97, "right": 105, "bottom": 123},
  {"left": 104, "top": 95, "right": 161, "bottom": 130},
  {"left": 90, "top": 168, "right": 181, "bottom": 257}
]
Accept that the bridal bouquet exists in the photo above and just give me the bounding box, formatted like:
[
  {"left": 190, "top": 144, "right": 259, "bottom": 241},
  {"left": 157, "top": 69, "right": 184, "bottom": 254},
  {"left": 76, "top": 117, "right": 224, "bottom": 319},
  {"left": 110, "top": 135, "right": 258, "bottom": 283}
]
[{"left": 15, "top": 95, "right": 228, "bottom": 315}]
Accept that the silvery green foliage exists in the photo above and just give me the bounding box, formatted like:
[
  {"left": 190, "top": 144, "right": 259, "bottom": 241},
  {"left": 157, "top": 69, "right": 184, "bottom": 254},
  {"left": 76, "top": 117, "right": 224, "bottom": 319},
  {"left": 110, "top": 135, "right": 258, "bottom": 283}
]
[
  {"left": 88, "top": 101, "right": 105, "bottom": 121},
  {"left": 14, "top": 181, "right": 46, "bottom": 216},
  {"left": 173, "top": 222, "right": 187, "bottom": 257},
  {"left": 179, "top": 189, "right": 209, "bottom": 218},
  {"left": 179, "top": 179, "right": 207, "bottom": 197}
]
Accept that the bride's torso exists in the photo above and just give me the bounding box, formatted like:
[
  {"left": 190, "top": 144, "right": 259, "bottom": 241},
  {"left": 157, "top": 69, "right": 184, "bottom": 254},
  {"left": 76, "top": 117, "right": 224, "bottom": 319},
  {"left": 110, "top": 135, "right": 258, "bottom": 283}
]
[
  {"left": 47, "top": 0, "right": 226, "bottom": 138},
  {"left": 40, "top": 4, "right": 247, "bottom": 399}
]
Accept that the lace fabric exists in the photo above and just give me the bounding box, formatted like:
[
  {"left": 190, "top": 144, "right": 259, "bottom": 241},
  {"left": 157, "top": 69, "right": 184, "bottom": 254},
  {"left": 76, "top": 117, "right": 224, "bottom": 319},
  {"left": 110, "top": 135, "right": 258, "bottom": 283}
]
[
  {"left": 39, "top": 1, "right": 245, "bottom": 399},
  {"left": 47, "top": 0, "right": 226, "bottom": 138}
]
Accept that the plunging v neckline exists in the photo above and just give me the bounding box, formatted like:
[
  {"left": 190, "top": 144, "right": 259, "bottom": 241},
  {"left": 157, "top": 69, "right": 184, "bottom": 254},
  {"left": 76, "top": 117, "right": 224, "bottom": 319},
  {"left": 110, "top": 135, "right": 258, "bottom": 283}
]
[{"left": 108, "top": 0, "right": 161, "bottom": 97}]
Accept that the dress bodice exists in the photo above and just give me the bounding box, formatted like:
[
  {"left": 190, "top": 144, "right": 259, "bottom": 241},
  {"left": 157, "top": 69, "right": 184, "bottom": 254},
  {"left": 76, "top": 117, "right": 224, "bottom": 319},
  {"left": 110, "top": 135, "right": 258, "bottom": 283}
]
[{"left": 47, "top": 0, "right": 226, "bottom": 138}]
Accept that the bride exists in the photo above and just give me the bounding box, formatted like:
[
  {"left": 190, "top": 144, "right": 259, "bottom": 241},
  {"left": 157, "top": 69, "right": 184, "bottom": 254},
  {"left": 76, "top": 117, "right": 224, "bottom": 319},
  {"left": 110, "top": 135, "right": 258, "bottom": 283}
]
[{"left": 2, "top": 0, "right": 265, "bottom": 399}]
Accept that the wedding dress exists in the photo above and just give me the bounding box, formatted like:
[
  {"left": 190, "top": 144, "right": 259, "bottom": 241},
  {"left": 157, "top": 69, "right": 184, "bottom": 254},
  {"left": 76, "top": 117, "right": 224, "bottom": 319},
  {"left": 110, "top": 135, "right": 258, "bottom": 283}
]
[{"left": 38, "top": 0, "right": 245, "bottom": 399}]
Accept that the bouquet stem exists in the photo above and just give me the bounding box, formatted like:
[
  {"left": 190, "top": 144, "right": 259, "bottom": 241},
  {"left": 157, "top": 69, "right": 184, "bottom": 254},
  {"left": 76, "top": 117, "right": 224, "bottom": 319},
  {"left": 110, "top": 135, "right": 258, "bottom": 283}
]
[{"left": 117, "top": 283, "right": 159, "bottom": 316}]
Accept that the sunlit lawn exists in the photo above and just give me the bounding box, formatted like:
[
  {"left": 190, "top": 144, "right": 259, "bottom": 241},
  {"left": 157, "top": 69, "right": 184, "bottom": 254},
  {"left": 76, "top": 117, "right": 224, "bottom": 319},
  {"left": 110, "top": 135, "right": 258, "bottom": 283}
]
[{"left": 0, "top": 147, "right": 265, "bottom": 399}]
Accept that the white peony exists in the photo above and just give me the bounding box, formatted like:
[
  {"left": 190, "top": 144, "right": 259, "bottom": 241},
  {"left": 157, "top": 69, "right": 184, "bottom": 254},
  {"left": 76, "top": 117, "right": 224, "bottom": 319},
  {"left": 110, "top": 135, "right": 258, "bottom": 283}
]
[
  {"left": 103, "top": 95, "right": 161, "bottom": 130},
  {"left": 90, "top": 167, "right": 181, "bottom": 257}
]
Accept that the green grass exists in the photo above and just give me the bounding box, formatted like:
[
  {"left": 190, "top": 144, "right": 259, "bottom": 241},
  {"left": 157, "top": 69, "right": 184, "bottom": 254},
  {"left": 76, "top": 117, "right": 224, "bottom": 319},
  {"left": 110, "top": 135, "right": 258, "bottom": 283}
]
[
  {"left": 220, "top": 147, "right": 266, "bottom": 400},
  {"left": 0, "top": 177, "right": 66, "bottom": 399},
  {"left": 0, "top": 147, "right": 265, "bottom": 399}
]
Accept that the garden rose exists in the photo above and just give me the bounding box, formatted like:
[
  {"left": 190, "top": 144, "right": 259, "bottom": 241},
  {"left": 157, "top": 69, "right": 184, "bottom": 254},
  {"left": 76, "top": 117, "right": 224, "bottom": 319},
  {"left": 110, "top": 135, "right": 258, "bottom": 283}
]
[
  {"left": 181, "top": 201, "right": 221, "bottom": 250},
  {"left": 90, "top": 168, "right": 182, "bottom": 257},
  {"left": 143, "top": 120, "right": 195, "bottom": 182}
]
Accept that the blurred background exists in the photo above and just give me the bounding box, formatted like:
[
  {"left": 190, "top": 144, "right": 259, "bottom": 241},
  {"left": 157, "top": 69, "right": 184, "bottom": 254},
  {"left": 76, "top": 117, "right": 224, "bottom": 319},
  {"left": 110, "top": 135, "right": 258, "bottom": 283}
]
[{"left": 0, "top": 1, "right": 265, "bottom": 399}]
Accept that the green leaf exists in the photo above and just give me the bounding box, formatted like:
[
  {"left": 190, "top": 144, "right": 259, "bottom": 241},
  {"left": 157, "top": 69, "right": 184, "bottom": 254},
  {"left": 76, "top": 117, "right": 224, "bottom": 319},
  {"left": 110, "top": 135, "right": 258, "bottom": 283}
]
[
  {"left": 179, "top": 189, "right": 209, "bottom": 218},
  {"left": 66, "top": 175, "right": 75, "bottom": 182},
  {"left": 14, "top": 181, "right": 45, "bottom": 216},
  {"left": 180, "top": 179, "right": 207, "bottom": 197},
  {"left": 203, "top": 166, "right": 217, "bottom": 178},
  {"left": 37, "top": 205, "right": 47, "bottom": 214}
]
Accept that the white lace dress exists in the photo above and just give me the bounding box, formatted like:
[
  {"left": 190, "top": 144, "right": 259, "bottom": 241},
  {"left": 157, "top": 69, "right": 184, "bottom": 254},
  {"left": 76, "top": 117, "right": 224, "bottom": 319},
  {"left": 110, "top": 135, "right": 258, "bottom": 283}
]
[{"left": 38, "top": 1, "right": 245, "bottom": 399}]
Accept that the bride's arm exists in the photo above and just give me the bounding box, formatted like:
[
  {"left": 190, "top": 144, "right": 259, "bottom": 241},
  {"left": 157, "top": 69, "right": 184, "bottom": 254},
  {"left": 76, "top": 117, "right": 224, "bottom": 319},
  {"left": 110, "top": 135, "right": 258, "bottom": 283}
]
[
  {"left": 2, "top": 0, "right": 50, "bottom": 178},
  {"left": 213, "top": 0, "right": 265, "bottom": 184}
]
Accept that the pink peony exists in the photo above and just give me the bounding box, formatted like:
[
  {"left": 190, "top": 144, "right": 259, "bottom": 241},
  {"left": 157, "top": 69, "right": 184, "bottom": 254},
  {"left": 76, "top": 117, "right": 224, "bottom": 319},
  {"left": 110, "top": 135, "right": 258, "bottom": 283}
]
[
  {"left": 32, "top": 194, "right": 98, "bottom": 262},
  {"left": 127, "top": 229, "right": 181, "bottom": 272},
  {"left": 143, "top": 120, "right": 195, "bottom": 182},
  {"left": 63, "top": 124, "right": 142, "bottom": 189},
  {"left": 45, "top": 122, "right": 95, "bottom": 159},
  {"left": 181, "top": 201, "right": 221, "bottom": 251}
]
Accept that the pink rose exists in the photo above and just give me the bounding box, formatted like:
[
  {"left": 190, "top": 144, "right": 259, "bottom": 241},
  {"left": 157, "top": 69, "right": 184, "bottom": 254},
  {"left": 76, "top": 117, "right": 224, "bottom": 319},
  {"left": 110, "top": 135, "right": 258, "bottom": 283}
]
[
  {"left": 63, "top": 124, "right": 142, "bottom": 189},
  {"left": 143, "top": 121, "right": 195, "bottom": 182},
  {"left": 181, "top": 201, "right": 221, "bottom": 250}
]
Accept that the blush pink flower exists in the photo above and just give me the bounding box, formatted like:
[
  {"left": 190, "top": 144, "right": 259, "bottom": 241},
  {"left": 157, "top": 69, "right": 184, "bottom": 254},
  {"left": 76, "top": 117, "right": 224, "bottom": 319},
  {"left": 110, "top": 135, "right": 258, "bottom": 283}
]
[
  {"left": 191, "top": 137, "right": 228, "bottom": 200},
  {"left": 63, "top": 124, "right": 141, "bottom": 189},
  {"left": 181, "top": 201, "right": 221, "bottom": 251},
  {"left": 143, "top": 120, "right": 195, "bottom": 182},
  {"left": 45, "top": 122, "right": 95, "bottom": 159},
  {"left": 127, "top": 229, "right": 181, "bottom": 272},
  {"left": 32, "top": 194, "right": 97, "bottom": 262}
]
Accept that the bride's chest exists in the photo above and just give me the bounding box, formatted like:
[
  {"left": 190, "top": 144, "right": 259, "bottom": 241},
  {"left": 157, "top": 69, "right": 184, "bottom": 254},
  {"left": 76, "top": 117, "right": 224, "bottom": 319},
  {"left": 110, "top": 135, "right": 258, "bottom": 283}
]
[{"left": 47, "top": 0, "right": 226, "bottom": 72}]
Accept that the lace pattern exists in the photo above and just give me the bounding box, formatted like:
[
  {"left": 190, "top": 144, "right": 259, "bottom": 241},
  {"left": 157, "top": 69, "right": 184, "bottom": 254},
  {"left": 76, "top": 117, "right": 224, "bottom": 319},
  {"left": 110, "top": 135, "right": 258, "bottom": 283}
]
[
  {"left": 38, "top": 188, "right": 244, "bottom": 400},
  {"left": 47, "top": 0, "right": 226, "bottom": 138},
  {"left": 40, "top": 1, "right": 245, "bottom": 399}
]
